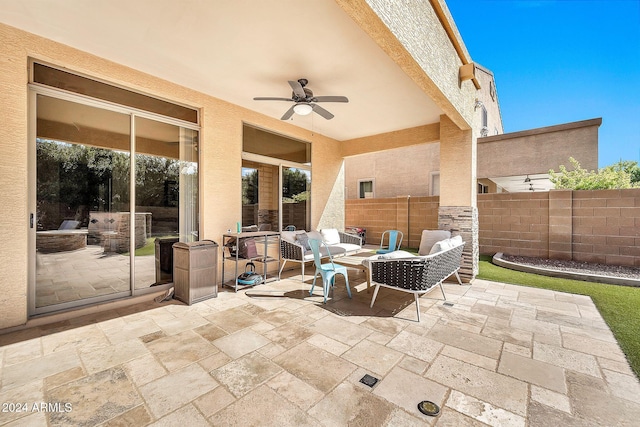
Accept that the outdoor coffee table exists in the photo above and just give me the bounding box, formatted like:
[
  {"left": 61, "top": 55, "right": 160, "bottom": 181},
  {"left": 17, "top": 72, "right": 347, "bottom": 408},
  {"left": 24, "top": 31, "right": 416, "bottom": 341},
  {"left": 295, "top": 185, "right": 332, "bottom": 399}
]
[{"left": 332, "top": 250, "right": 377, "bottom": 291}]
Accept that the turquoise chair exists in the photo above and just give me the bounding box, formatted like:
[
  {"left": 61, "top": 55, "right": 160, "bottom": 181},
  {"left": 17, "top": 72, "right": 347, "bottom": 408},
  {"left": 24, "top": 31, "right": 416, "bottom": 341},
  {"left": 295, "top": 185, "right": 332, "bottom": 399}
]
[
  {"left": 376, "top": 230, "right": 403, "bottom": 254},
  {"left": 308, "top": 239, "right": 352, "bottom": 303}
]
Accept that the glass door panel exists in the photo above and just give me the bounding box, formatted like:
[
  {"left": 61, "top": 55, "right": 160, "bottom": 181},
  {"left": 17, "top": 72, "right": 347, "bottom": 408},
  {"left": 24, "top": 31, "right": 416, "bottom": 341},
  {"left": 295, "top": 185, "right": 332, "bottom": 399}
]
[
  {"left": 134, "top": 117, "right": 198, "bottom": 289},
  {"left": 282, "top": 167, "right": 310, "bottom": 231},
  {"left": 35, "top": 95, "right": 131, "bottom": 309},
  {"left": 242, "top": 160, "right": 279, "bottom": 231}
]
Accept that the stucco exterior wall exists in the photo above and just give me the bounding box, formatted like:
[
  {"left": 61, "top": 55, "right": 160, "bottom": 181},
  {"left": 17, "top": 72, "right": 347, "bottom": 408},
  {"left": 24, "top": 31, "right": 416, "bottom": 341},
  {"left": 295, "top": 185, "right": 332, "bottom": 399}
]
[
  {"left": 345, "top": 142, "right": 440, "bottom": 199},
  {"left": 477, "top": 119, "right": 601, "bottom": 178},
  {"left": 0, "top": 23, "right": 344, "bottom": 329},
  {"left": 474, "top": 65, "right": 503, "bottom": 136}
]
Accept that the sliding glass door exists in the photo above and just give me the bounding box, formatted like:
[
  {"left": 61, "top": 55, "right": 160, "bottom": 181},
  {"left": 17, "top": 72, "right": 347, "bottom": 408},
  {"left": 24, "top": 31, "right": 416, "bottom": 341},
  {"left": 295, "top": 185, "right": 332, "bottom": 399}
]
[
  {"left": 34, "top": 95, "right": 132, "bottom": 309},
  {"left": 31, "top": 88, "right": 199, "bottom": 315},
  {"left": 281, "top": 167, "right": 310, "bottom": 231}
]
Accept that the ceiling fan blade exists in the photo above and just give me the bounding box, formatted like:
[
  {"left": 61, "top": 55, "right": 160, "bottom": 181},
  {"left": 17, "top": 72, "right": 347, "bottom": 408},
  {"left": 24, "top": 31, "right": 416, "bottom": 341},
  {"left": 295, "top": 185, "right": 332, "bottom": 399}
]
[
  {"left": 313, "top": 96, "right": 349, "bottom": 103},
  {"left": 311, "top": 104, "right": 334, "bottom": 120},
  {"left": 254, "top": 97, "right": 293, "bottom": 101},
  {"left": 288, "top": 80, "right": 306, "bottom": 99},
  {"left": 280, "top": 105, "right": 295, "bottom": 120}
]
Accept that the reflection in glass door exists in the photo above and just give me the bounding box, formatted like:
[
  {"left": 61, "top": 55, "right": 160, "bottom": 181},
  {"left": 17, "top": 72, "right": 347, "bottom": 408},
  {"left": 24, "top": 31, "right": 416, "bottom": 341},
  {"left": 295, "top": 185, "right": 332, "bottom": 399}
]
[
  {"left": 282, "top": 167, "right": 310, "bottom": 231},
  {"left": 35, "top": 95, "right": 131, "bottom": 309},
  {"left": 134, "top": 117, "right": 199, "bottom": 289},
  {"left": 32, "top": 92, "right": 200, "bottom": 314}
]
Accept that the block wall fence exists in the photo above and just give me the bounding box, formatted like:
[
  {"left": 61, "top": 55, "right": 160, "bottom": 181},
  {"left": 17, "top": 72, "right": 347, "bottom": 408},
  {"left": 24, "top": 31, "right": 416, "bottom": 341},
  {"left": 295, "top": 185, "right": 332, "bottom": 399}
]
[{"left": 345, "top": 189, "right": 640, "bottom": 267}]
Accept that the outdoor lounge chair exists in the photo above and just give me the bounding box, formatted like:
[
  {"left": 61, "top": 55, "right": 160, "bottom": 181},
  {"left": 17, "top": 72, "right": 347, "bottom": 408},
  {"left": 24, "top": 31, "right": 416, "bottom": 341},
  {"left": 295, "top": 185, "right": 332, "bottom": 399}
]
[
  {"left": 368, "top": 237, "right": 465, "bottom": 322},
  {"left": 279, "top": 229, "right": 362, "bottom": 281}
]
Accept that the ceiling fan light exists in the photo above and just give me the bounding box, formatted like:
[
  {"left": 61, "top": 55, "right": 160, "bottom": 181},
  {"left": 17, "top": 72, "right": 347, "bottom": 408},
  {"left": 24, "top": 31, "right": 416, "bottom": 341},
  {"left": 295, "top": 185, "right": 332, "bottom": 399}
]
[{"left": 293, "top": 103, "right": 313, "bottom": 116}]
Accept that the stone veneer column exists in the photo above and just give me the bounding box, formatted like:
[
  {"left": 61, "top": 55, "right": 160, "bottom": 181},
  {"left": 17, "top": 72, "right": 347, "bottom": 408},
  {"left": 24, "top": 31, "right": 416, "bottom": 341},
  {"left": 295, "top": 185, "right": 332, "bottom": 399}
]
[{"left": 439, "top": 206, "right": 479, "bottom": 281}]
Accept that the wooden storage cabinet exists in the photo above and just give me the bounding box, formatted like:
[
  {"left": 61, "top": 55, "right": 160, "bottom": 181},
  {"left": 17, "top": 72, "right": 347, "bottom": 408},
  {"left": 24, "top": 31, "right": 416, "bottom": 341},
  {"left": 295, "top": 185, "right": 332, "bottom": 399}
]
[{"left": 173, "top": 240, "right": 218, "bottom": 305}]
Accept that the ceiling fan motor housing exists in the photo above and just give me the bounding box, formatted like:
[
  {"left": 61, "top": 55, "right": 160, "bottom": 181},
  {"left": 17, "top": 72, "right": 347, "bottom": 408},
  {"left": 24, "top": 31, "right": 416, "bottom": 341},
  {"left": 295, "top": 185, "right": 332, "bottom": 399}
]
[{"left": 292, "top": 87, "right": 314, "bottom": 102}]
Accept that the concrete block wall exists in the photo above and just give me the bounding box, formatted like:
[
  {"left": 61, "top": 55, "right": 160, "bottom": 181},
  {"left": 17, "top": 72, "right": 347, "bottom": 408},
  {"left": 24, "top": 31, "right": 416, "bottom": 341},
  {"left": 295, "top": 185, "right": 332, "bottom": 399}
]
[
  {"left": 572, "top": 189, "right": 640, "bottom": 266},
  {"left": 345, "top": 196, "right": 439, "bottom": 248},
  {"left": 477, "top": 189, "right": 640, "bottom": 267},
  {"left": 477, "top": 192, "right": 550, "bottom": 258}
]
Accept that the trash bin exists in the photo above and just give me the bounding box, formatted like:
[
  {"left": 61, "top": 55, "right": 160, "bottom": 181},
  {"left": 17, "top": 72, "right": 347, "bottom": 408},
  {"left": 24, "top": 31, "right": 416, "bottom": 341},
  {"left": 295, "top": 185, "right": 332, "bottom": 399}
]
[
  {"left": 172, "top": 240, "right": 218, "bottom": 305},
  {"left": 346, "top": 226, "right": 366, "bottom": 245},
  {"left": 155, "top": 237, "right": 179, "bottom": 285}
]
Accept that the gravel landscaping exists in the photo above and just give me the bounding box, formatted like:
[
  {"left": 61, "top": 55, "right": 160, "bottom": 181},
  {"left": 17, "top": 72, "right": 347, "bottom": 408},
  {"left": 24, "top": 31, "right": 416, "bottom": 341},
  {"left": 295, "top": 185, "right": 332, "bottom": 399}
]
[{"left": 501, "top": 255, "right": 640, "bottom": 280}]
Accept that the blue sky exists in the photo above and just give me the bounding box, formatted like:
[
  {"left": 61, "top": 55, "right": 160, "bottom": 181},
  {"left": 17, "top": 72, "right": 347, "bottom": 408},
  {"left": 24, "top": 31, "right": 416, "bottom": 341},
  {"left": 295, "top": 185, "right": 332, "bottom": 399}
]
[{"left": 447, "top": 0, "right": 640, "bottom": 168}]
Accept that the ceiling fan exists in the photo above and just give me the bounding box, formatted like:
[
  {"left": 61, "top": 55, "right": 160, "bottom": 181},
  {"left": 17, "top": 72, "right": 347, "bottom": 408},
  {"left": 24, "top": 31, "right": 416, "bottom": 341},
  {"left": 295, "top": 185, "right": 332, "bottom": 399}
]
[
  {"left": 253, "top": 79, "right": 348, "bottom": 120},
  {"left": 528, "top": 183, "right": 545, "bottom": 192},
  {"left": 509, "top": 174, "right": 547, "bottom": 183}
]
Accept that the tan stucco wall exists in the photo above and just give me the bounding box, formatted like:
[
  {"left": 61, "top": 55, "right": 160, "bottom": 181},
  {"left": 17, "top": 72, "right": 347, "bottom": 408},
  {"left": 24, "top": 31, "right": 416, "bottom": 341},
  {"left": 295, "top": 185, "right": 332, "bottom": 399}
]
[
  {"left": 0, "top": 23, "right": 344, "bottom": 329},
  {"left": 345, "top": 142, "right": 440, "bottom": 199},
  {"left": 477, "top": 118, "right": 601, "bottom": 178},
  {"left": 474, "top": 65, "right": 503, "bottom": 136},
  {"left": 439, "top": 115, "right": 476, "bottom": 207}
]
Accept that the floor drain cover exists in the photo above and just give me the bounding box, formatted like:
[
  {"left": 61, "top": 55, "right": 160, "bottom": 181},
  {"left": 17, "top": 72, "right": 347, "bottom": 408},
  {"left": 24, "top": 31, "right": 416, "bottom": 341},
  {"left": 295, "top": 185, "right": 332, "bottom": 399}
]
[
  {"left": 443, "top": 302, "right": 454, "bottom": 307},
  {"left": 418, "top": 400, "right": 440, "bottom": 416},
  {"left": 359, "top": 374, "right": 379, "bottom": 387}
]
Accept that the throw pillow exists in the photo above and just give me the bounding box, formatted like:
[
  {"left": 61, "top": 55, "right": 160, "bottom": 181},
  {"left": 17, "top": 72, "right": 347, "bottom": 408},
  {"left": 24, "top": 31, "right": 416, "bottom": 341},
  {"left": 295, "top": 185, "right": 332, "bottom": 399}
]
[
  {"left": 429, "top": 238, "right": 455, "bottom": 255},
  {"left": 450, "top": 235, "right": 463, "bottom": 246},
  {"left": 296, "top": 232, "right": 311, "bottom": 250},
  {"left": 418, "top": 230, "right": 451, "bottom": 256},
  {"left": 281, "top": 231, "right": 297, "bottom": 244},
  {"left": 320, "top": 228, "right": 341, "bottom": 245}
]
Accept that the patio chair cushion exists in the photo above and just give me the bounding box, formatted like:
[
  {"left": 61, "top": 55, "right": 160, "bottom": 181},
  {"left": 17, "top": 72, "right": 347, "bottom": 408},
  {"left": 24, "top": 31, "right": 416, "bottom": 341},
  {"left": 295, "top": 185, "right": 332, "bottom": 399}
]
[
  {"left": 361, "top": 250, "right": 417, "bottom": 269},
  {"left": 320, "top": 228, "right": 341, "bottom": 245},
  {"left": 429, "top": 235, "right": 463, "bottom": 255},
  {"left": 296, "top": 232, "right": 311, "bottom": 250},
  {"left": 418, "top": 230, "right": 451, "bottom": 256},
  {"left": 281, "top": 230, "right": 298, "bottom": 244},
  {"left": 307, "top": 230, "right": 323, "bottom": 241}
]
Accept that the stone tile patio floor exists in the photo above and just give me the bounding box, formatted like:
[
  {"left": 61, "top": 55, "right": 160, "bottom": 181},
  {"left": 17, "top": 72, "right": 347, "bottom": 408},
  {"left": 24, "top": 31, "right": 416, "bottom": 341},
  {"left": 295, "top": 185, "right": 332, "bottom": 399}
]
[{"left": 1, "top": 267, "right": 639, "bottom": 426}]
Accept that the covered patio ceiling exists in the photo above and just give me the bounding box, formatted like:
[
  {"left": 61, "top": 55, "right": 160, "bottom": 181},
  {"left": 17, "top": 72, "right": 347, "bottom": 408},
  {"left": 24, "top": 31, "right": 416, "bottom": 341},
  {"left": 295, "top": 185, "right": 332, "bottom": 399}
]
[
  {"left": 0, "top": 0, "right": 446, "bottom": 141},
  {"left": 489, "top": 174, "right": 554, "bottom": 193}
]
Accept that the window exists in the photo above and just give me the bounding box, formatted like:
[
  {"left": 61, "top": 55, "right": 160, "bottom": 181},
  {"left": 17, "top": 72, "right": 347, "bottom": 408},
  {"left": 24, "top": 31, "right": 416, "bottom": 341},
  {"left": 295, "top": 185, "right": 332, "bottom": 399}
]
[
  {"left": 480, "top": 105, "right": 488, "bottom": 137},
  {"left": 431, "top": 173, "right": 440, "bottom": 196},
  {"left": 358, "top": 180, "right": 374, "bottom": 199},
  {"left": 242, "top": 125, "right": 311, "bottom": 231},
  {"left": 478, "top": 182, "right": 489, "bottom": 194}
]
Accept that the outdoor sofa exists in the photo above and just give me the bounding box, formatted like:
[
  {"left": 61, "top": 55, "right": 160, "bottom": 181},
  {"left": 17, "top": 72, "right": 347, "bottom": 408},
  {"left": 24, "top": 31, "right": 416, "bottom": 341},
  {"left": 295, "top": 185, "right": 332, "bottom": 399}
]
[
  {"left": 364, "top": 230, "right": 465, "bottom": 321},
  {"left": 279, "top": 228, "right": 362, "bottom": 280}
]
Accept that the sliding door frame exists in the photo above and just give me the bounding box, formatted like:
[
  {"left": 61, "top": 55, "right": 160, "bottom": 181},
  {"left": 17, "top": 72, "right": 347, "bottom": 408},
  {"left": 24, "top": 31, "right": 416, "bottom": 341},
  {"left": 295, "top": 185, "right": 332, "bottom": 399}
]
[{"left": 28, "top": 84, "right": 200, "bottom": 316}]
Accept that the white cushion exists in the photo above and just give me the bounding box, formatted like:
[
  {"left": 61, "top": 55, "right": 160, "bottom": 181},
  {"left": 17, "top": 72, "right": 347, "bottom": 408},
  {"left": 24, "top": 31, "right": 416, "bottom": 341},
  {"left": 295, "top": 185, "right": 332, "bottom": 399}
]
[
  {"left": 378, "top": 250, "right": 416, "bottom": 259},
  {"left": 321, "top": 228, "right": 340, "bottom": 245},
  {"left": 281, "top": 231, "right": 298, "bottom": 244},
  {"left": 361, "top": 250, "right": 416, "bottom": 269},
  {"left": 418, "top": 230, "right": 451, "bottom": 256},
  {"left": 330, "top": 243, "right": 360, "bottom": 254},
  {"left": 429, "top": 236, "right": 464, "bottom": 255}
]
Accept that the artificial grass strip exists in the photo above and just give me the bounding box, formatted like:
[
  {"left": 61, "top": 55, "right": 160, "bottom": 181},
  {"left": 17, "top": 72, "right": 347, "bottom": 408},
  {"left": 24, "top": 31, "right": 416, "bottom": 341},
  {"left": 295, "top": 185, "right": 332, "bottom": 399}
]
[{"left": 477, "top": 255, "right": 640, "bottom": 379}]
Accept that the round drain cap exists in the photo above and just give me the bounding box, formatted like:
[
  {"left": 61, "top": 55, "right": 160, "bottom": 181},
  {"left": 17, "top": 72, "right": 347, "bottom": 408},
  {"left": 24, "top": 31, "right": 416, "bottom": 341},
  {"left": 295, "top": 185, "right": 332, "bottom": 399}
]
[{"left": 418, "top": 400, "right": 440, "bottom": 417}]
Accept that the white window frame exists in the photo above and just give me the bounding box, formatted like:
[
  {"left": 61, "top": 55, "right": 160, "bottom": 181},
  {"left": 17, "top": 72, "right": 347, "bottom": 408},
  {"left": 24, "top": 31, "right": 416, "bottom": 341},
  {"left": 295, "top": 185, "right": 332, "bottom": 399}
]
[
  {"left": 430, "top": 172, "right": 440, "bottom": 196},
  {"left": 358, "top": 179, "right": 375, "bottom": 199}
]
